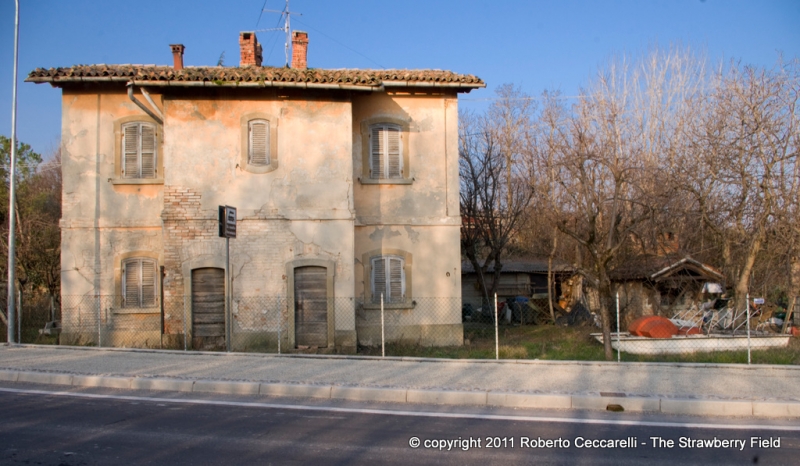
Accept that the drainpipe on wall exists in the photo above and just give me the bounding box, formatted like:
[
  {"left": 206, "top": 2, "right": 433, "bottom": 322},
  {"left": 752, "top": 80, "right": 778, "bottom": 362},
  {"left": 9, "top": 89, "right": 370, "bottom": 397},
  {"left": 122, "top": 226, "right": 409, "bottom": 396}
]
[{"left": 127, "top": 82, "right": 164, "bottom": 125}]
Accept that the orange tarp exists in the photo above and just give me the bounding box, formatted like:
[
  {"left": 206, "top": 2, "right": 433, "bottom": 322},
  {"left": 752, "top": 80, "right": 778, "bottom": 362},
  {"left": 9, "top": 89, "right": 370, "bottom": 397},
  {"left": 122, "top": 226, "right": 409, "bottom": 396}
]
[{"left": 629, "top": 316, "right": 678, "bottom": 339}]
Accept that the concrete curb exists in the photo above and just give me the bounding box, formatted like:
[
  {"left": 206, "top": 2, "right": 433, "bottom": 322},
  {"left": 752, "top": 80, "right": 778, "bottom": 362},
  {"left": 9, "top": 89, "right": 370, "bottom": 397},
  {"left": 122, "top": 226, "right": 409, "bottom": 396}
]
[{"left": 2, "top": 369, "right": 799, "bottom": 419}]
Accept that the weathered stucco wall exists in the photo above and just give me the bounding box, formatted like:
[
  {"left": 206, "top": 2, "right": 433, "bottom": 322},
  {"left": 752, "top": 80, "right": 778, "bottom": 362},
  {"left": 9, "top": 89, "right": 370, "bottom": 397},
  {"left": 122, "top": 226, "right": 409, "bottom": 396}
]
[
  {"left": 59, "top": 85, "right": 462, "bottom": 349},
  {"left": 351, "top": 92, "right": 460, "bottom": 222},
  {"left": 60, "top": 86, "right": 166, "bottom": 301},
  {"left": 350, "top": 91, "right": 463, "bottom": 345}
]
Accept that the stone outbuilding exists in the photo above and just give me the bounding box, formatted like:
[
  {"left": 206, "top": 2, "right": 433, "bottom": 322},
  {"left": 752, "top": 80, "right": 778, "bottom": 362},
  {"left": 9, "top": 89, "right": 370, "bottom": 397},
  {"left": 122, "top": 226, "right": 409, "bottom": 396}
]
[{"left": 609, "top": 254, "right": 725, "bottom": 327}]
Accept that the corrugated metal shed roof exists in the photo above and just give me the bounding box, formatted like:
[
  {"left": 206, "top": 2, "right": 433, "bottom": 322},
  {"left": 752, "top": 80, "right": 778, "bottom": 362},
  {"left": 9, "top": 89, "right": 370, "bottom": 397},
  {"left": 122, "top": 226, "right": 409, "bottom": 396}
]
[{"left": 461, "top": 259, "right": 575, "bottom": 274}]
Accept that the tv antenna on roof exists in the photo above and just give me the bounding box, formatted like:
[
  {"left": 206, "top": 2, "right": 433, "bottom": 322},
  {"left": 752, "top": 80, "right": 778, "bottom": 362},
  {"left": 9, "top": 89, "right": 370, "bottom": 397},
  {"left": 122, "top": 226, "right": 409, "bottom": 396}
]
[{"left": 256, "top": 0, "right": 302, "bottom": 67}]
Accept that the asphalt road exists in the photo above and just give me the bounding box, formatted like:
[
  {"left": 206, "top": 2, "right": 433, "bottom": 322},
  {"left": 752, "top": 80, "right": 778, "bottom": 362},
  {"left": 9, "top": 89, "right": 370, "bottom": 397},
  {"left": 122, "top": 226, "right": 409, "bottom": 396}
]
[{"left": 0, "top": 386, "right": 797, "bottom": 466}]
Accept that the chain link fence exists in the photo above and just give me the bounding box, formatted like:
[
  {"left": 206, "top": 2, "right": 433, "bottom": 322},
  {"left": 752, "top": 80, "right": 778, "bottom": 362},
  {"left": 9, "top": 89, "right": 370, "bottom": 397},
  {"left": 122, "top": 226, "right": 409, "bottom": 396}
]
[{"left": 3, "top": 294, "right": 798, "bottom": 364}]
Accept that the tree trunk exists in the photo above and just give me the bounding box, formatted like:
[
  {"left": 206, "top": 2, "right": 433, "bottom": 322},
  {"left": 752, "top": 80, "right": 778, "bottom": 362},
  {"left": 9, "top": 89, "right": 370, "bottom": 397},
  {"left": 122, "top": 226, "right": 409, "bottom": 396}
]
[
  {"left": 597, "top": 267, "right": 614, "bottom": 360},
  {"left": 734, "top": 233, "right": 763, "bottom": 311},
  {"left": 547, "top": 230, "right": 558, "bottom": 323},
  {"left": 790, "top": 254, "right": 800, "bottom": 302}
]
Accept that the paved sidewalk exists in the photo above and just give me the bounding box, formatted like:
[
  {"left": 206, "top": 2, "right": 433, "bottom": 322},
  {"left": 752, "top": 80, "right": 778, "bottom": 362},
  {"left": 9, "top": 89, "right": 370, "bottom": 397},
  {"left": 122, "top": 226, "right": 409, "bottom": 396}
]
[{"left": 2, "top": 345, "right": 799, "bottom": 418}]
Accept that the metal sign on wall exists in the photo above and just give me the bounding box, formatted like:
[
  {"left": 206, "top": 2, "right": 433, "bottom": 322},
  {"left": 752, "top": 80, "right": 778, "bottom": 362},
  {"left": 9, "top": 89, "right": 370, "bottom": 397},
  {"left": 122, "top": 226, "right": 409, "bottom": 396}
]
[{"left": 218, "top": 205, "right": 237, "bottom": 238}]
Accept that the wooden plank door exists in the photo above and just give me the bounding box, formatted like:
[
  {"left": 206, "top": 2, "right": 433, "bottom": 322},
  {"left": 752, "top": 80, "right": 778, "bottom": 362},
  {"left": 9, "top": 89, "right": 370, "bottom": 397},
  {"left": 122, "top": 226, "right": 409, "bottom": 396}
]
[
  {"left": 294, "top": 266, "right": 328, "bottom": 347},
  {"left": 191, "top": 267, "right": 226, "bottom": 351}
]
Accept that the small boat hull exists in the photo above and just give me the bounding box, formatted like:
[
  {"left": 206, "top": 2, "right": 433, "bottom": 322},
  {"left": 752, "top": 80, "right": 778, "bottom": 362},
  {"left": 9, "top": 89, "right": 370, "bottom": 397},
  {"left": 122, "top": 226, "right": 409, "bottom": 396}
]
[{"left": 592, "top": 333, "right": 791, "bottom": 355}]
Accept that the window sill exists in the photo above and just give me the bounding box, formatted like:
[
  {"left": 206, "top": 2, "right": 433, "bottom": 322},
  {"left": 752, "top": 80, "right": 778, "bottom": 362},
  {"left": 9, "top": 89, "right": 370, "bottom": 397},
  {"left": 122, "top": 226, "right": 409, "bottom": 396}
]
[
  {"left": 362, "top": 300, "right": 416, "bottom": 310},
  {"left": 242, "top": 162, "right": 279, "bottom": 174},
  {"left": 110, "top": 178, "right": 165, "bottom": 185},
  {"left": 358, "top": 177, "right": 413, "bottom": 185},
  {"left": 111, "top": 307, "right": 161, "bottom": 315}
]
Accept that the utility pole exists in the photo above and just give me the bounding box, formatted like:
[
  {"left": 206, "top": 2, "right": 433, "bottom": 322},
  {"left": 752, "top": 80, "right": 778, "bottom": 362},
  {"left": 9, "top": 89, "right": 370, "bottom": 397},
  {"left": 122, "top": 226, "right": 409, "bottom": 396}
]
[
  {"left": 7, "top": 0, "right": 20, "bottom": 343},
  {"left": 257, "top": 0, "right": 302, "bottom": 67}
]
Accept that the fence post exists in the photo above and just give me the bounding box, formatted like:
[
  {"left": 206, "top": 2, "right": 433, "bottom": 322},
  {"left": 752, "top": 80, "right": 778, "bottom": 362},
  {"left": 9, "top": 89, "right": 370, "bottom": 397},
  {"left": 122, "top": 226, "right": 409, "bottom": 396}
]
[
  {"left": 277, "top": 303, "right": 282, "bottom": 355},
  {"left": 381, "top": 293, "right": 385, "bottom": 358},
  {"left": 17, "top": 289, "right": 21, "bottom": 343},
  {"left": 96, "top": 294, "right": 102, "bottom": 348},
  {"left": 615, "top": 292, "right": 621, "bottom": 363},
  {"left": 183, "top": 296, "right": 188, "bottom": 351},
  {"left": 746, "top": 293, "right": 751, "bottom": 365},
  {"left": 494, "top": 293, "right": 499, "bottom": 360}
]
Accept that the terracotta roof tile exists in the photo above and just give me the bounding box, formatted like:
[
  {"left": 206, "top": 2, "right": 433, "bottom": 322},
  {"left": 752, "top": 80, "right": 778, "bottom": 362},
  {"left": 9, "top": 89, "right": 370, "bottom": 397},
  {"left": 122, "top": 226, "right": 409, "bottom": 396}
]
[{"left": 25, "top": 65, "right": 485, "bottom": 91}]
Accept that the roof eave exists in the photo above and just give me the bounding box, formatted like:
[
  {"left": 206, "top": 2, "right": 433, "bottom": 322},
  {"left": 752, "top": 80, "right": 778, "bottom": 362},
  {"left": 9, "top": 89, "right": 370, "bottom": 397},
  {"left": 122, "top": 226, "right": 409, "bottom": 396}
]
[{"left": 25, "top": 76, "right": 386, "bottom": 92}]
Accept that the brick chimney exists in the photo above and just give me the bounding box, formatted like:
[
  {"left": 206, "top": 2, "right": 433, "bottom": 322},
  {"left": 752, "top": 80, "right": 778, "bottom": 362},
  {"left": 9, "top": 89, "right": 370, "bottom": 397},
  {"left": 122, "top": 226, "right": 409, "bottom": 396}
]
[
  {"left": 170, "top": 44, "right": 185, "bottom": 71},
  {"left": 291, "top": 31, "right": 309, "bottom": 70},
  {"left": 239, "top": 32, "right": 263, "bottom": 67}
]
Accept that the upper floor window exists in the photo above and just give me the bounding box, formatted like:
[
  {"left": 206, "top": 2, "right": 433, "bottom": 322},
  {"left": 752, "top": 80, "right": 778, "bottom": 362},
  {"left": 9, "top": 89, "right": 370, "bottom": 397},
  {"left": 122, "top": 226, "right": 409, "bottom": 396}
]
[
  {"left": 371, "top": 255, "right": 406, "bottom": 304},
  {"left": 240, "top": 113, "right": 280, "bottom": 174},
  {"left": 248, "top": 119, "right": 270, "bottom": 166},
  {"left": 122, "top": 258, "right": 158, "bottom": 308},
  {"left": 122, "top": 122, "right": 157, "bottom": 179},
  {"left": 369, "top": 124, "right": 403, "bottom": 180}
]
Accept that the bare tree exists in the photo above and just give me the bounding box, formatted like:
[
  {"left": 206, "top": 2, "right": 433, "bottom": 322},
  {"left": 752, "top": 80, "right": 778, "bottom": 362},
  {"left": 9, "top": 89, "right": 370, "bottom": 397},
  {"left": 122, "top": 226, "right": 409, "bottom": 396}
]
[
  {"left": 681, "top": 59, "right": 800, "bottom": 310},
  {"left": 460, "top": 85, "right": 535, "bottom": 302}
]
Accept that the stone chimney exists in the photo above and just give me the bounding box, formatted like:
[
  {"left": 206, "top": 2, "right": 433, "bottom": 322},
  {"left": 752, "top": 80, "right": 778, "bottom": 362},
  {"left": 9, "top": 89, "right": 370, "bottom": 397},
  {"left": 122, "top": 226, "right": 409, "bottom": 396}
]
[
  {"left": 239, "top": 32, "right": 263, "bottom": 67},
  {"left": 170, "top": 44, "right": 185, "bottom": 71},
  {"left": 291, "top": 31, "right": 309, "bottom": 70}
]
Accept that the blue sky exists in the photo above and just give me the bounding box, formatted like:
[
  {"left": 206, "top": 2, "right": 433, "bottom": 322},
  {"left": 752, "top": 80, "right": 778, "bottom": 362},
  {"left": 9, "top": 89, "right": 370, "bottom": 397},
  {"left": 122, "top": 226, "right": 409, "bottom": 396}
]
[{"left": 1, "top": 0, "right": 799, "bottom": 157}]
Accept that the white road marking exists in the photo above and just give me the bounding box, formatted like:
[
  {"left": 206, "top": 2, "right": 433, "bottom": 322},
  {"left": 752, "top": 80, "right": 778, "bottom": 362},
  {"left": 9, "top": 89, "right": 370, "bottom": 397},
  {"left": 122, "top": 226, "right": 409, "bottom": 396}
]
[{"left": 1, "top": 386, "right": 798, "bottom": 432}]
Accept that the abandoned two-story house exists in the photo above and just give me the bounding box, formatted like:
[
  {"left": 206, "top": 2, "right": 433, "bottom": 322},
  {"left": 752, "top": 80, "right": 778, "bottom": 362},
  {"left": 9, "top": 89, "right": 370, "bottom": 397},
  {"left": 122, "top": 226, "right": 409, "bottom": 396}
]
[{"left": 27, "top": 31, "right": 484, "bottom": 352}]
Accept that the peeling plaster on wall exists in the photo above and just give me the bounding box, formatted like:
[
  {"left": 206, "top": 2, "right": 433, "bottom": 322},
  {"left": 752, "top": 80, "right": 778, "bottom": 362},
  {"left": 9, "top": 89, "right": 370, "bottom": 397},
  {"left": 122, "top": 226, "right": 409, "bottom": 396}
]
[
  {"left": 180, "top": 241, "right": 225, "bottom": 262},
  {"left": 64, "top": 129, "right": 89, "bottom": 151},
  {"left": 106, "top": 230, "right": 160, "bottom": 256},
  {"left": 368, "top": 226, "right": 401, "bottom": 242},
  {"left": 416, "top": 115, "right": 433, "bottom": 132},
  {"left": 231, "top": 251, "right": 253, "bottom": 285},
  {"left": 404, "top": 225, "right": 420, "bottom": 244},
  {"left": 70, "top": 250, "right": 98, "bottom": 288}
]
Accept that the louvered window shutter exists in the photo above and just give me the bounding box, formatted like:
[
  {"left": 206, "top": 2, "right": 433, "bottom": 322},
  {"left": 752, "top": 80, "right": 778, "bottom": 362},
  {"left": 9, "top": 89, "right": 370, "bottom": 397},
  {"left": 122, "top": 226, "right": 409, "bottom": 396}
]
[
  {"left": 122, "top": 122, "right": 157, "bottom": 179},
  {"left": 140, "top": 125, "right": 157, "bottom": 178},
  {"left": 388, "top": 257, "right": 405, "bottom": 302},
  {"left": 140, "top": 260, "right": 157, "bottom": 307},
  {"left": 386, "top": 127, "right": 402, "bottom": 179},
  {"left": 123, "top": 260, "right": 141, "bottom": 307},
  {"left": 372, "top": 257, "right": 386, "bottom": 303},
  {"left": 123, "top": 259, "right": 158, "bottom": 308},
  {"left": 369, "top": 124, "right": 402, "bottom": 180},
  {"left": 122, "top": 124, "right": 139, "bottom": 178},
  {"left": 249, "top": 120, "right": 270, "bottom": 166},
  {"left": 370, "top": 126, "right": 384, "bottom": 179}
]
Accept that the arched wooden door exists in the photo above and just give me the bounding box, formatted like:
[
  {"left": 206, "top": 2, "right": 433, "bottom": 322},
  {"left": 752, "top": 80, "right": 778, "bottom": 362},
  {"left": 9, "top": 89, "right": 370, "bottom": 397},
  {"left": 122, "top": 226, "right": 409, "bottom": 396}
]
[
  {"left": 191, "top": 267, "right": 226, "bottom": 350},
  {"left": 294, "top": 266, "right": 328, "bottom": 347}
]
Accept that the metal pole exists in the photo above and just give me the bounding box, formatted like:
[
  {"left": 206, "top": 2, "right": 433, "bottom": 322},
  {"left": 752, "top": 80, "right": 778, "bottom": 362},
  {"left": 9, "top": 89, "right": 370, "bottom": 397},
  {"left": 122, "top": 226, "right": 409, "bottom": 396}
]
[
  {"left": 226, "top": 236, "right": 231, "bottom": 352},
  {"left": 746, "top": 293, "right": 751, "bottom": 365},
  {"left": 381, "top": 293, "right": 385, "bottom": 358},
  {"left": 615, "top": 292, "right": 621, "bottom": 363},
  {"left": 6, "top": 0, "right": 21, "bottom": 344},
  {"left": 494, "top": 293, "right": 499, "bottom": 360}
]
